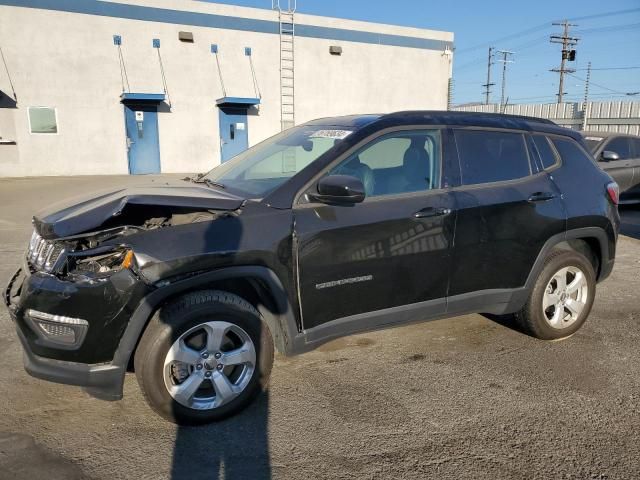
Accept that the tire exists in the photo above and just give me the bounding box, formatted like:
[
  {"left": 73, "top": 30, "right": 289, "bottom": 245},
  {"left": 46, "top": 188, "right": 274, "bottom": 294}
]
[
  {"left": 134, "top": 290, "right": 274, "bottom": 425},
  {"left": 516, "top": 249, "right": 596, "bottom": 340}
]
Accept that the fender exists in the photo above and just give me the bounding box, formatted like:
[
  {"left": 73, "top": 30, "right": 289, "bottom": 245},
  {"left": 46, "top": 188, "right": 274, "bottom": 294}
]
[
  {"left": 525, "top": 226, "right": 612, "bottom": 288},
  {"left": 504, "top": 226, "right": 614, "bottom": 312},
  {"left": 109, "top": 266, "right": 300, "bottom": 375}
]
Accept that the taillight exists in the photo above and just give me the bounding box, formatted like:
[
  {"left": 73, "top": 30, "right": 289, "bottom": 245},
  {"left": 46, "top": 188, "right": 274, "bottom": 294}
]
[{"left": 606, "top": 182, "right": 619, "bottom": 205}]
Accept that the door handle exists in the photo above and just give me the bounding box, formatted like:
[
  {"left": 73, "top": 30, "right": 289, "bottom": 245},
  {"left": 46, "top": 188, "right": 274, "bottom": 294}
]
[
  {"left": 414, "top": 207, "right": 452, "bottom": 219},
  {"left": 528, "top": 192, "right": 557, "bottom": 202}
]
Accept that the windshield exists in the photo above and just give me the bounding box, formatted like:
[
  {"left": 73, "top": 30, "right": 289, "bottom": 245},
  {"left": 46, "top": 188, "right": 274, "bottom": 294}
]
[
  {"left": 204, "top": 126, "right": 354, "bottom": 198},
  {"left": 584, "top": 136, "right": 604, "bottom": 153}
]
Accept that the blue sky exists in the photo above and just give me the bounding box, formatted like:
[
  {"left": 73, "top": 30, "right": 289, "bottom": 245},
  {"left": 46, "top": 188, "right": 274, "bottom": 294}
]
[{"left": 208, "top": 0, "right": 640, "bottom": 105}]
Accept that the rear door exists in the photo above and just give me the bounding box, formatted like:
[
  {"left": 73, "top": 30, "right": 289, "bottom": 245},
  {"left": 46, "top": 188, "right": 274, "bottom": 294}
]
[
  {"left": 598, "top": 136, "right": 634, "bottom": 192},
  {"left": 448, "top": 128, "right": 566, "bottom": 310}
]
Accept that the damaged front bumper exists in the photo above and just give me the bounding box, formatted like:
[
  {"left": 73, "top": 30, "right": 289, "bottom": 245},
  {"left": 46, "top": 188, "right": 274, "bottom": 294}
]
[{"left": 4, "top": 266, "right": 150, "bottom": 400}]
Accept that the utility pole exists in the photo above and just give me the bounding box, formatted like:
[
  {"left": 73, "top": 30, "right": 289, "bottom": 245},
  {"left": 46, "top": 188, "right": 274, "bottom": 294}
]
[
  {"left": 582, "top": 61, "right": 591, "bottom": 130},
  {"left": 482, "top": 47, "right": 495, "bottom": 105},
  {"left": 550, "top": 20, "right": 579, "bottom": 104},
  {"left": 496, "top": 50, "right": 514, "bottom": 113}
]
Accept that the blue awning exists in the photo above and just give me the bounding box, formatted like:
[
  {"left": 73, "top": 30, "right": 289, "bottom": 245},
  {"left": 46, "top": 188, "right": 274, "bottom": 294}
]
[
  {"left": 216, "top": 97, "right": 261, "bottom": 108},
  {"left": 120, "top": 93, "right": 166, "bottom": 103}
]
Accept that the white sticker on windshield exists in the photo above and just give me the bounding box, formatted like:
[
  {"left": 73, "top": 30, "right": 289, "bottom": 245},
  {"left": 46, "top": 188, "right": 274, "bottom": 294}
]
[
  {"left": 310, "top": 129, "right": 353, "bottom": 140},
  {"left": 585, "top": 136, "right": 603, "bottom": 141}
]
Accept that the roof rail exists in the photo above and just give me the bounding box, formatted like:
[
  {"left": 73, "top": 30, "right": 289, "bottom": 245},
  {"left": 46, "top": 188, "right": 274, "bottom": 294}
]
[{"left": 385, "top": 110, "right": 557, "bottom": 126}]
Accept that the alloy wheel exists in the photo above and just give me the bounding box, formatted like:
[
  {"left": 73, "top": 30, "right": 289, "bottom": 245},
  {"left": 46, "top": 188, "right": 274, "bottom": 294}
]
[
  {"left": 542, "top": 266, "right": 589, "bottom": 329},
  {"left": 163, "top": 321, "right": 256, "bottom": 410}
]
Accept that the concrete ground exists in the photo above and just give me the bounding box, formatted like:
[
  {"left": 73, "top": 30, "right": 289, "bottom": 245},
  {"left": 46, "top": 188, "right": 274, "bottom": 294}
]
[{"left": 1, "top": 175, "right": 639, "bottom": 480}]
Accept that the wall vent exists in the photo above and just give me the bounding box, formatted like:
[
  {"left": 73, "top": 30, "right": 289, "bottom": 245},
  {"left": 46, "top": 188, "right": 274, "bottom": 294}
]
[{"left": 178, "top": 31, "right": 194, "bottom": 43}]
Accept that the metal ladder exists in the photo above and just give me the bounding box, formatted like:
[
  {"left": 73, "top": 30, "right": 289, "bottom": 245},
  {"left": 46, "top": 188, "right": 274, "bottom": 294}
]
[{"left": 273, "top": 0, "right": 296, "bottom": 130}]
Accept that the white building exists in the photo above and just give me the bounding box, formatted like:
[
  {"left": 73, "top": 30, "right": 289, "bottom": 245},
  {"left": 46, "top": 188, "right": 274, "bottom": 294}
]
[{"left": 0, "top": 0, "right": 454, "bottom": 177}]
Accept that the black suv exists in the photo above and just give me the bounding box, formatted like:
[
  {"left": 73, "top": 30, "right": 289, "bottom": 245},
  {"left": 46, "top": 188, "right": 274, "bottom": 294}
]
[{"left": 4, "top": 112, "right": 620, "bottom": 425}]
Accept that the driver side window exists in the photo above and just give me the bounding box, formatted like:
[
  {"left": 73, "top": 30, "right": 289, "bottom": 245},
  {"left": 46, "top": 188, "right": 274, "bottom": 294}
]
[
  {"left": 604, "top": 137, "right": 632, "bottom": 161},
  {"left": 328, "top": 130, "right": 441, "bottom": 197}
]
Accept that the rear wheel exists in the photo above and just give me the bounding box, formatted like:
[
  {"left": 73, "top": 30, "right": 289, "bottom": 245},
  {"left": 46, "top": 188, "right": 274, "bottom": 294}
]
[
  {"left": 516, "top": 250, "right": 596, "bottom": 340},
  {"left": 134, "top": 290, "right": 274, "bottom": 425}
]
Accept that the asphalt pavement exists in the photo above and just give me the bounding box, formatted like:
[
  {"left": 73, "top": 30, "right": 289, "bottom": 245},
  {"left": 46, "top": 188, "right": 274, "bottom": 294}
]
[{"left": 0, "top": 176, "right": 639, "bottom": 479}]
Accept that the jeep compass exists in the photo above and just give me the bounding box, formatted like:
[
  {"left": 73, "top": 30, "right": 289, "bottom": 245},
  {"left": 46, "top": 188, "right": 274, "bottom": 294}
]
[{"left": 4, "top": 111, "right": 620, "bottom": 425}]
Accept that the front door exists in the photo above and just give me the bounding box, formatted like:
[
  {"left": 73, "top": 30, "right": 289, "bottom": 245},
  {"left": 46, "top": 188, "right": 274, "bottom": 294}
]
[
  {"left": 294, "top": 128, "right": 456, "bottom": 333},
  {"left": 627, "top": 137, "right": 640, "bottom": 199},
  {"left": 598, "top": 136, "right": 636, "bottom": 193},
  {"left": 124, "top": 104, "right": 161, "bottom": 174},
  {"left": 219, "top": 107, "right": 249, "bottom": 162}
]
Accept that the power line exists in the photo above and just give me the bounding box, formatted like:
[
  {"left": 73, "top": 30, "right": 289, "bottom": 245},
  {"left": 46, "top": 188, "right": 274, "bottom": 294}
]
[
  {"left": 454, "top": 34, "right": 549, "bottom": 72},
  {"left": 503, "top": 92, "right": 635, "bottom": 102},
  {"left": 456, "top": 24, "right": 549, "bottom": 55},
  {"left": 456, "top": 7, "right": 640, "bottom": 56},
  {"left": 454, "top": 90, "right": 634, "bottom": 105},
  {"left": 508, "top": 34, "right": 555, "bottom": 54},
  {"left": 454, "top": 8, "right": 640, "bottom": 103},
  {"left": 574, "top": 22, "right": 640, "bottom": 35},
  {"left": 565, "top": 7, "right": 640, "bottom": 22},
  {"left": 455, "top": 37, "right": 543, "bottom": 71},
  {"left": 575, "top": 66, "right": 640, "bottom": 71},
  {"left": 567, "top": 72, "right": 638, "bottom": 96},
  {"left": 454, "top": 26, "right": 639, "bottom": 73}
]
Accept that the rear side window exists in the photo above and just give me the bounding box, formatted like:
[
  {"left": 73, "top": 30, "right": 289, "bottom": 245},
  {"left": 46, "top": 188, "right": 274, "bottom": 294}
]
[
  {"left": 631, "top": 138, "right": 640, "bottom": 158},
  {"left": 532, "top": 135, "right": 559, "bottom": 170},
  {"left": 604, "top": 137, "right": 632, "bottom": 160},
  {"left": 454, "top": 130, "right": 531, "bottom": 185},
  {"left": 551, "top": 137, "right": 595, "bottom": 166}
]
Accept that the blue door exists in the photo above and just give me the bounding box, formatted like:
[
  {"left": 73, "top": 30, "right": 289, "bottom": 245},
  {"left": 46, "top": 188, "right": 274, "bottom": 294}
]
[
  {"left": 124, "top": 104, "right": 161, "bottom": 174},
  {"left": 219, "top": 107, "right": 249, "bottom": 162}
]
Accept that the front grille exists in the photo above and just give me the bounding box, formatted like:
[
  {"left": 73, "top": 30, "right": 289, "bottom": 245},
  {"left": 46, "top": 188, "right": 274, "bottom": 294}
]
[{"left": 27, "top": 230, "right": 65, "bottom": 272}]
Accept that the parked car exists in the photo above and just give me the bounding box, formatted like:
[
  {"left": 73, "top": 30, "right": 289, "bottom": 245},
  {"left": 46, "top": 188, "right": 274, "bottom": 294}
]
[
  {"left": 5, "top": 112, "right": 619, "bottom": 425},
  {"left": 583, "top": 131, "right": 640, "bottom": 203}
]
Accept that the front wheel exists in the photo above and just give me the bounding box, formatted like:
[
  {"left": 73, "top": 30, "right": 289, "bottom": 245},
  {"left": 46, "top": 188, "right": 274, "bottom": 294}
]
[
  {"left": 516, "top": 249, "right": 596, "bottom": 340},
  {"left": 134, "top": 291, "right": 274, "bottom": 425}
]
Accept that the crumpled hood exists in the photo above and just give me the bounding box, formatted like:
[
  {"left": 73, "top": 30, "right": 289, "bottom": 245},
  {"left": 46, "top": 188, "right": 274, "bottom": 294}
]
[{"left": 33, "top": 180, "right": 245, "bottom": 239}]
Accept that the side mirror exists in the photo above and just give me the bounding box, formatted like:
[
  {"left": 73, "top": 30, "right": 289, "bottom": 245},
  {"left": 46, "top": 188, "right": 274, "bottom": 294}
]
[
  {"left": 310, "top": 175, "right": 365, "bottom": 205},
  {"left": 601, "top": 150, "right": 620, "bottom": 162}
]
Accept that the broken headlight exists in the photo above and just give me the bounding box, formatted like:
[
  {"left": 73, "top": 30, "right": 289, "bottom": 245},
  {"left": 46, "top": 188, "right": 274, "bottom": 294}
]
[{"left": 68, "top": 247, "right": 135, "bottom": 277}]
